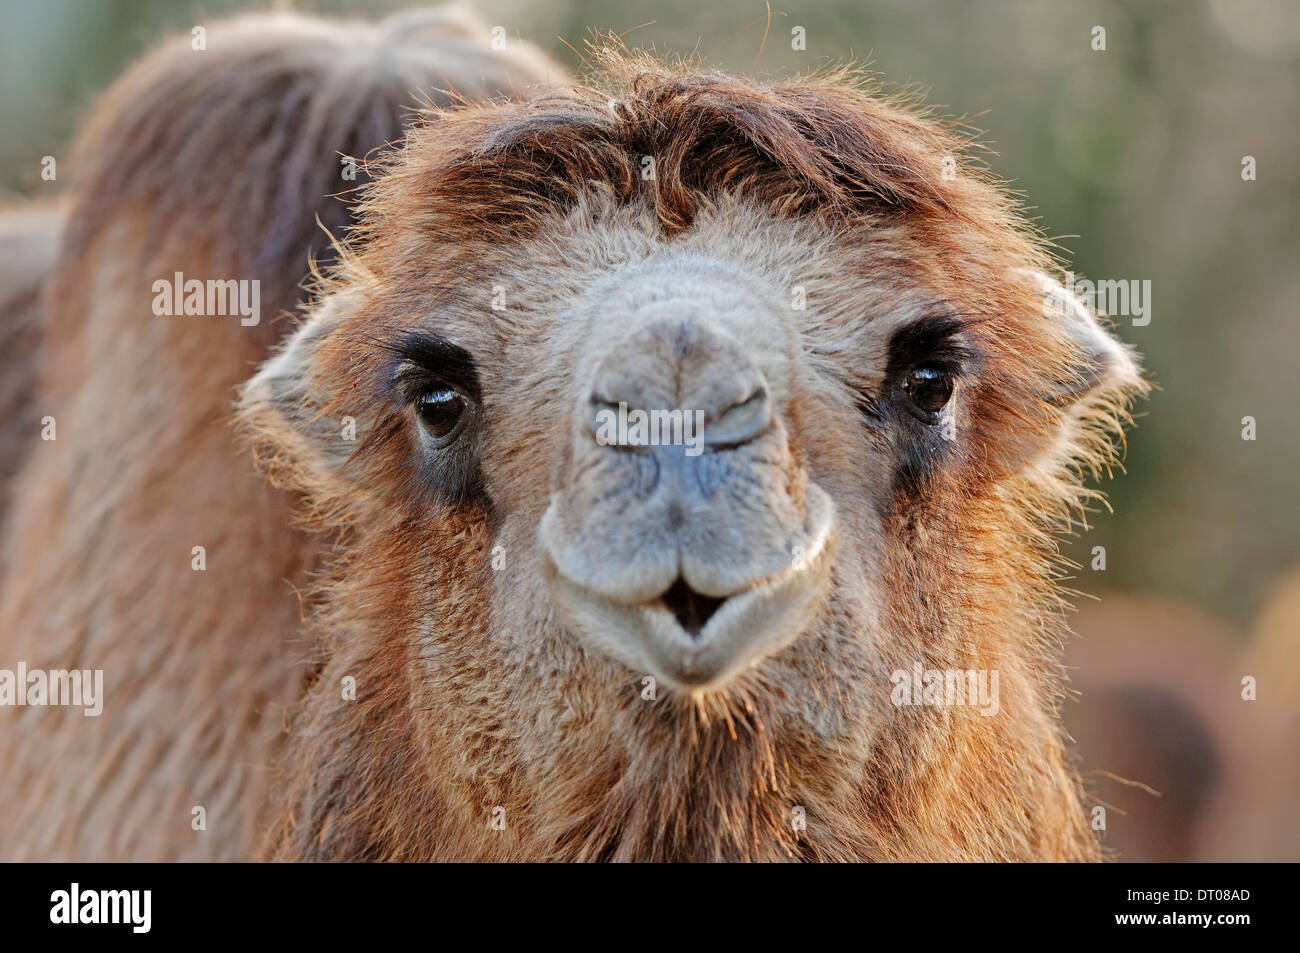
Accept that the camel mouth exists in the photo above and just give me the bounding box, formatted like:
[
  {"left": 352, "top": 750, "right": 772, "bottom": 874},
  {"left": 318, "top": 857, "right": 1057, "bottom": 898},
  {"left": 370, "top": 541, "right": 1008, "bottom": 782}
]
[
  {"left": 538, "top": 483, "right": 837, "bottom": 691},
  {"left": 659, "top": 577, "right": 727, "bottom": 639}
]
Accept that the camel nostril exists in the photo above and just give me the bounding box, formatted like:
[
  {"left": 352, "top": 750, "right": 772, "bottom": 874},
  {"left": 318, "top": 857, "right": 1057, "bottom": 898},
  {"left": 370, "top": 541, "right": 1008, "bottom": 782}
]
[
  {"left": 705, "top": 386, "right": 771, "bottom": 450},
  {"left": 660, "top": 577, "right": 727, "bottom": 638}
]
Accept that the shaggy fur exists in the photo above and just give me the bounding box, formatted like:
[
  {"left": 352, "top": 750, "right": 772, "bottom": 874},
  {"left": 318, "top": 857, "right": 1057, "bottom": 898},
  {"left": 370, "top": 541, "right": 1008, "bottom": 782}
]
[
  {"left": 0, "top": 8, "right": 560, "bottom": 861},
  {"left": 240, "top": 49, "right": 1145, "bottom": 861}
]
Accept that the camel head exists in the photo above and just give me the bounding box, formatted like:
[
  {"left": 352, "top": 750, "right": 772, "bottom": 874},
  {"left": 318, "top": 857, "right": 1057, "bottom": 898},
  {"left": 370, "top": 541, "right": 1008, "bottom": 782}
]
[{"left": 241, "top": 52, "right": 1143, "bottom": 860}]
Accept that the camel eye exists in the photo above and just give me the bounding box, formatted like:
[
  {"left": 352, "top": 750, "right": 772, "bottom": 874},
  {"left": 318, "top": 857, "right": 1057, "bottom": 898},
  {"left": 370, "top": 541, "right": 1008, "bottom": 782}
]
[
  {"left": 416, "top": 388, "right": 467, "bottom": 444},
  {"left": 903, "top": 365, "right": 954, "bottom": 420}
]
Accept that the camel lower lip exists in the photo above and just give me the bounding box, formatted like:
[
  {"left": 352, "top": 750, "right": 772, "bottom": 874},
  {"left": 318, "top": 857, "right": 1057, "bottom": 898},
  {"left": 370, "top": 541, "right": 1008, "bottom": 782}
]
[
  {"left": 645, "top": 585, "right": 767, "bottom": 679},
  {"left": 551, "top": 569, "right": 781, "bottom": 688}
]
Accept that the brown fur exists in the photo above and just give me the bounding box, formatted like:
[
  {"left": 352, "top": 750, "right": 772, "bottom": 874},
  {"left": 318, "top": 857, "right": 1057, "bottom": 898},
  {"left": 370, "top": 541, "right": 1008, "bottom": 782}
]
[
  {"left": 0, "top": 8, "right": 561, "bottom": 861},
  {"left": 240, "top": 50, "right": 1144, "bottom": 861}
]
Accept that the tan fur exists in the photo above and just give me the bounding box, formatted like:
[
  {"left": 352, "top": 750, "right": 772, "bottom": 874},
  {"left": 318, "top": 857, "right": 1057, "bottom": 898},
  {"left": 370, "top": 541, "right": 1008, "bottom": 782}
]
[
  {"left": 0, "top": 8, "right": 561, "bottom": 861},
  {"left": 239, "top": 50, "right": 1145, "bottom": 861}
]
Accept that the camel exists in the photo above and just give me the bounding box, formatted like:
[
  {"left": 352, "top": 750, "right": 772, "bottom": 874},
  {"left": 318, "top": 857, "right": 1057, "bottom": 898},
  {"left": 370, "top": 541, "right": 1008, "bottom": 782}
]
[
  {"left": 0, "top": 15, "right": 1143, "bottom": 860},
  {"left": 238, "top": 48, "right": 1145, "bottom": 860}
]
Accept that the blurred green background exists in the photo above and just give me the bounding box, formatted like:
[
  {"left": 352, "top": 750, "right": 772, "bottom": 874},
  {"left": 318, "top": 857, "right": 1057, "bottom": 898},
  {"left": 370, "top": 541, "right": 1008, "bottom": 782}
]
[{"left": 2, "top": 0, "right": 1297, "bottom": 859}]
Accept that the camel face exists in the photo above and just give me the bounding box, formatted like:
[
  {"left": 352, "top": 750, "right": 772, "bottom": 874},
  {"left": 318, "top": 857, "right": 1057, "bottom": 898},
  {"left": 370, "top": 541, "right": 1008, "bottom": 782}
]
[
  {"left": 537, "top": 250, "right": 837, "bottom": 689},
  {"left": 249, "top": 195, "right": 957, "bottom": 705}
]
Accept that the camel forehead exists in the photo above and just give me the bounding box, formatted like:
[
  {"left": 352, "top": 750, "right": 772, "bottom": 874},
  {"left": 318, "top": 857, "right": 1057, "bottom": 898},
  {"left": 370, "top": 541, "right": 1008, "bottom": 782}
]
[
  {"left": 409, "top": 197, "right": 948, "bottom": 381},
  {"left": 350, "top": 60, "right": 1049, "bottom": 383}
]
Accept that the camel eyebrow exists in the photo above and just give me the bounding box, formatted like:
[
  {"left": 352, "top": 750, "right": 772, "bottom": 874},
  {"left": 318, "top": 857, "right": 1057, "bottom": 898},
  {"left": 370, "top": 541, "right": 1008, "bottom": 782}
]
[
  {"left": 382, "top": 331, "right": 481, "bottom": 403},
  {"left": 886, "top": 314, "right": 975, "bottom": 373}
]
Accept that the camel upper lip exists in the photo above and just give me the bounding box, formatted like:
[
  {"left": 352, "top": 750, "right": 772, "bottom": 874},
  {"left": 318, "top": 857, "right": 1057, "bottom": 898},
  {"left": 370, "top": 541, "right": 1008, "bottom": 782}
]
[{"left": 543, "top": 553, "right": 774, "bottom": 651}]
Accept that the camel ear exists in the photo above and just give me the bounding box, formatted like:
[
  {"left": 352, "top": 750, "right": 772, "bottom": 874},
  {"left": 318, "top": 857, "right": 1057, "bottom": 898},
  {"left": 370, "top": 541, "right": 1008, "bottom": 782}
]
[
  {"left": 1029, "top": 270, "right": 1143, "bottom": 407},
  {"left": 1006, "top": 270, "right": 1146, "bottom": 481},
  {"left": 238, "top": 289, "right": 363, "bottom": 493}
]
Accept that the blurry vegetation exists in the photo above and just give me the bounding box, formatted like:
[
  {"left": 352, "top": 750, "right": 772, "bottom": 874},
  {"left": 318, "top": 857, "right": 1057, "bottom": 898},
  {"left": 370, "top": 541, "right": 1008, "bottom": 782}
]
[{"left": 3, "top": 0, "right": 1298, "bottom": 631}]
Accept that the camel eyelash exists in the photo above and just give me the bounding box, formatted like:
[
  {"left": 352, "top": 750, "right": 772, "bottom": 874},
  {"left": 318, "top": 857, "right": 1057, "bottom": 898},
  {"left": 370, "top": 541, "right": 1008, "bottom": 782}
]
[
  {"left": 380, "top": 332, "right": 482, "bottom": 405},
  {"left": 886, "top": 314, "right": 975, "bottom": 376}
]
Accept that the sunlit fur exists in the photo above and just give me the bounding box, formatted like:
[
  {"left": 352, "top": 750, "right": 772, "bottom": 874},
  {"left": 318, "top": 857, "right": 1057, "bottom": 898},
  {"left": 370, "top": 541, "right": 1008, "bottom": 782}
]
[{"left": 242, "top": 49, "right": 1145, "bottom": 861}]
